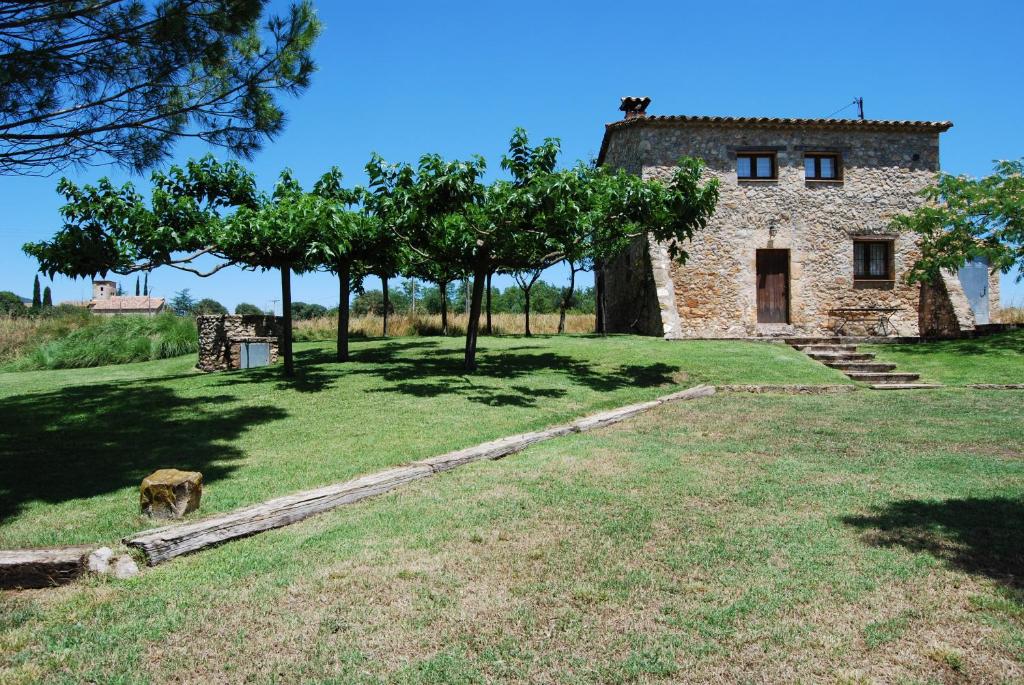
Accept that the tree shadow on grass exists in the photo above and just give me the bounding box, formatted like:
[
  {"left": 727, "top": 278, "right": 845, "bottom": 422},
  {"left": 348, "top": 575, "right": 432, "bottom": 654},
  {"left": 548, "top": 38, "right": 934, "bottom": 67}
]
[
  {"left": 889, "top": 331, "right": 1024, "bottom": 357},
  {"left": 0, "top": 379, "right": 287, "bottom": 523},
  {"left": 212, "top": 338, "right": 683, "bottom": 407},
  {"left": 357, "top": 346, "right": 681, "bottom": 406},
  {"left": 843, "top": 497, "right": 1024, "bottom": 593}
]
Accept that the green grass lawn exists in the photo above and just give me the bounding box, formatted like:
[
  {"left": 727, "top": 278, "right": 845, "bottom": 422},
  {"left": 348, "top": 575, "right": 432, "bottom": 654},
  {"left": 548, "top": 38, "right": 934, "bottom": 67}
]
[
  {"left": 862, "top": 330, "right": 1024, "bottom": 386},
  {"left": 0, "top": 335, "right": 847, "bottom": 548},
  {"left": 2, "top": 389, "right": 1021, "bottom": 683}
]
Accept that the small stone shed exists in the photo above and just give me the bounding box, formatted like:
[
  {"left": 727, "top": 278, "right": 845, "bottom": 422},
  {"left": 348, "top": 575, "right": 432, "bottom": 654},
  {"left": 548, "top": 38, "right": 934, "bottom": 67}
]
[{"left": 196, "top": 315, "right": 283, "bottom": 372}]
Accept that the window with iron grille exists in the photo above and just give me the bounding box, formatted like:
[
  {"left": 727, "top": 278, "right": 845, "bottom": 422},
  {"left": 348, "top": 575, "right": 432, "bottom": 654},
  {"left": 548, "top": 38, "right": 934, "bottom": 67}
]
[
  {"left": 737, "top": 152, "right": 776, "bottom": 180},
  {"left": 853, "top": 240, "right": 894, "bottom": 280}
]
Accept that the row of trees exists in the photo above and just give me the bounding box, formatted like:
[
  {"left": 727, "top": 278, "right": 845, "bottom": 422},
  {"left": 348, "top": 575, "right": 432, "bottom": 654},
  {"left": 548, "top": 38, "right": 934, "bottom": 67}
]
[
  {"left": 352, "top": 281, "right": 596, "bottom": 319},
  {"left": 25, "top": 130, "right": 720, "bottom": 375}
]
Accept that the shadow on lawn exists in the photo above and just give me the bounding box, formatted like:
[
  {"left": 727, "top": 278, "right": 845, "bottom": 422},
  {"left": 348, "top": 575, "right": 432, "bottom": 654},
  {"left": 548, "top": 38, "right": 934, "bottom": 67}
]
[
  {"left": 888, "top": 331, "right": 1024, "bottom": 357},
  {"left": 844, "top": 497, "right": 1024, "bottom": 593},
  {"left": 214, "top": 338, "right": 683, "bottom": 406},
  {"left": 0, "top": 379, "right": 287, "bottom": 523}
]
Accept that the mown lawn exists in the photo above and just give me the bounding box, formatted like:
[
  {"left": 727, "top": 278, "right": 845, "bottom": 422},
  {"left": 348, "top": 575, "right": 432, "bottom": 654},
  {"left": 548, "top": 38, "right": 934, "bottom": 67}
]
[
  {"left": 2, "top": 389, "right": 1021, "bottom": 683},
  {"left": 862, "top": 330, "right": 1024, "bottom": 386},
  {"left": 0, "top": 335, "right": 846, "bottom": 548}
]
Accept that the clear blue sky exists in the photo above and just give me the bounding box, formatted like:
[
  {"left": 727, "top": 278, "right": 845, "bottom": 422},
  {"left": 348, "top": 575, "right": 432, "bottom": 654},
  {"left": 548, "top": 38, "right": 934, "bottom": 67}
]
[{"left": 3, "top": 0, "right": 1022, "bottom": 311}]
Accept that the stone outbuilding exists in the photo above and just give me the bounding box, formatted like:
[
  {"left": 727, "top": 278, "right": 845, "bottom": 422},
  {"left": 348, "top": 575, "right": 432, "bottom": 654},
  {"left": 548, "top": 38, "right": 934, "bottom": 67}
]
[
  {"left": 196, "top": 315, "right": 283, "bottom": 371},
  {"left": 599, "top": 97, "right": 999, "bottom": 338}
]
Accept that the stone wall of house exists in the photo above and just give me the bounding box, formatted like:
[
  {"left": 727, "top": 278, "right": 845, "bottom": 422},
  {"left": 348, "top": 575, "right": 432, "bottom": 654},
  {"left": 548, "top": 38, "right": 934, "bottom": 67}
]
[
  {"left": 602, "top": 119, "right": 984, "bottom": 338},
  {"left": 196, "top": 315, "right": 283, "bottom": 372}
]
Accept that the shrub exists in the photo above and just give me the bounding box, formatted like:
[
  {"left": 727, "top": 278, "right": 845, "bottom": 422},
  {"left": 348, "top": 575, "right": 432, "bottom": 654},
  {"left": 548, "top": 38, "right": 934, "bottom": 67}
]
[
  {"left": 0, "top": 291, "right": 27, "bottom": 317},
  {"left": 193, "top": 298, "right": 228, "bottom": 315},
  {"left": 234, "top": 303, "right": 265, "bottom": 316}
]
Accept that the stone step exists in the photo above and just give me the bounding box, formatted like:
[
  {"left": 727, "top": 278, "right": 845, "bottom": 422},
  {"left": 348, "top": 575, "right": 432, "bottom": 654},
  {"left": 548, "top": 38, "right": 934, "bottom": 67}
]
[
  {"left": 847, "top": 372, "right": 920, "bottom": 383},
  {"left": 825, "top": 362, "right": 897, "bottom": 372},
  {"left": 807, "top": 352, "right": 876, "bottom": 362},
  {"left": 784, "top": 337, "right": 841, "bottom": 346},
  {"left": 869, "top": 383, "right": 944, "bottom": 390},
  {"left": 793, "top": 344, "right": 859, "bottom": 353}
]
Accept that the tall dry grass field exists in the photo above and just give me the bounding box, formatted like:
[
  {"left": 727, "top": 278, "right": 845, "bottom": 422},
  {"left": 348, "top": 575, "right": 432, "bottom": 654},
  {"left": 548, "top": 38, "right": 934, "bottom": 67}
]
[
  {"left": 293, "top": 312, "right": 595, "bottom": 340},
  {"left": 996, "top": 306, "right": 1024, "bottom": 324}
]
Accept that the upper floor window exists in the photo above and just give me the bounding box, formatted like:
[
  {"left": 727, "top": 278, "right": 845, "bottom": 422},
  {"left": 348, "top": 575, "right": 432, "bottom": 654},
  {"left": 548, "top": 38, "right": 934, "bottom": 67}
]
[
  {"left": 853, "top": 240, "right": 894, "bottom": 281},
  {"left": 737, "top": 152, "right": 776, "bottom": 180},
  {"left": 805, "top": 153, "right": 841, "bottom": 181}
]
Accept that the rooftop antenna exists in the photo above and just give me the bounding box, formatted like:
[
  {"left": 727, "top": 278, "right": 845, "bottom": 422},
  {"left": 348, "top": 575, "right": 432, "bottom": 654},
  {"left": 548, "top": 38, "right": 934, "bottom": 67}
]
[{"left": 855, "top": 97, "right": 864, "bottom": 120}]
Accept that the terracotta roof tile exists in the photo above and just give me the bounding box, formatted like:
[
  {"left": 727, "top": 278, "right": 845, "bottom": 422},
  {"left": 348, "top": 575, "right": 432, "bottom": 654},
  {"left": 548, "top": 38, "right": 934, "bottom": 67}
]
[
  {"left": 88, "top": 296, "right": 165, "bottom": 312},
  {"left": 597, "top": 113, "right": 953, "bottom": 165}
]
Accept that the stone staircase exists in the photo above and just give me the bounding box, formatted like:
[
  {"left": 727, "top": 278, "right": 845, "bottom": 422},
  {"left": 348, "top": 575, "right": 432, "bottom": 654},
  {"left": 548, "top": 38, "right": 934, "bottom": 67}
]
[{"left": 787, "top": 338, "right": 941, "bottom": 390}]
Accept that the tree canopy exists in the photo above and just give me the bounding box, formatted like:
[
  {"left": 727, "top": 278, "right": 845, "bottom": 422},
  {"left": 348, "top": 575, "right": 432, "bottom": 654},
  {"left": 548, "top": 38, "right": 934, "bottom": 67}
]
[
  {"left": 895, "top": 159, "right": 1024, "bottom": 283},
  {"left": 0, "top": 0, "right": 321, "bottom": 174}
]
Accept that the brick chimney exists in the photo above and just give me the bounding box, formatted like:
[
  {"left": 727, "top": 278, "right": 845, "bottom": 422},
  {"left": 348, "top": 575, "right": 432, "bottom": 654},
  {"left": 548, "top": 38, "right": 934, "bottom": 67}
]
[{"left": 619, "top": 96, "right": 651, "bottom": 120}]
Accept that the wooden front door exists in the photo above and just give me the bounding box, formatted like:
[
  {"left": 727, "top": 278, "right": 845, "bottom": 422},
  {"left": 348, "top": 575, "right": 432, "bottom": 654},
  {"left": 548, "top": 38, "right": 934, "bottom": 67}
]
[{"left": 756, "top": 249, "right": 789, "bottom": 323}]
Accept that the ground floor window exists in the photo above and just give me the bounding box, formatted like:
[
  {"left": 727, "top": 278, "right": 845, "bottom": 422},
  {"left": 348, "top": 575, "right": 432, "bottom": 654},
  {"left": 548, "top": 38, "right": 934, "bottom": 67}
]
[{"left": 853, "top": 240, "right": 894, "bottom": 281}]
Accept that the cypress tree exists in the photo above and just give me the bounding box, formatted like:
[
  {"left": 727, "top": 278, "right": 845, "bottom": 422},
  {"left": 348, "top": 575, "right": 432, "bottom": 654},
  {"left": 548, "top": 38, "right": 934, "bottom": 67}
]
[
  {"left": 31, "top": 275, "right": 41, "bottom": 308},
  {"left": 135, "top": 276, "right": 140, "bottom": 296},
  {"left": 42, "top": 286, "right": 52, "bottom": 307},
  {"left": 143, "top": 272, "right": 149, "bottom": 296}
]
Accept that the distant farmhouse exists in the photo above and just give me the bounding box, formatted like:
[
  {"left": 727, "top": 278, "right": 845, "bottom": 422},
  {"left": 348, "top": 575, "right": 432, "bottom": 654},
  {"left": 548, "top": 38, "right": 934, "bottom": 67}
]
[
  {"left": 86, "top": 280, "right": 165, "bottom": 316},
  {"left": 599, "top": 97, "right": 998, "bottom": 338}
]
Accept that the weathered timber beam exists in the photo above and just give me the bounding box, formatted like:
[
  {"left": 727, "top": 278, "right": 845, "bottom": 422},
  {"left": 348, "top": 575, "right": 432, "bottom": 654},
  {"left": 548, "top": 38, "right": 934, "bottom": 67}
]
[
  {"left": 124, "top": 385, "right": 715, "bottom": 566},
  {"left": 0, "top": 547, "right": 92, "bottom": 589}
]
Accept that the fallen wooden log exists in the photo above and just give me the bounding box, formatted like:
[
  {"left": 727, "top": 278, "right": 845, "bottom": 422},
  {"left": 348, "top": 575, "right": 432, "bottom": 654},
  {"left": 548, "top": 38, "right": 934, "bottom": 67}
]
[
  {"left": 0, "top": 547, "right": 91, "bottom": 589},
  {"left": 125, "top": 384, "right": 715, "bottom": 566},
  {"left": 126, "top": 465, "right": 433, "bottom": 565}
]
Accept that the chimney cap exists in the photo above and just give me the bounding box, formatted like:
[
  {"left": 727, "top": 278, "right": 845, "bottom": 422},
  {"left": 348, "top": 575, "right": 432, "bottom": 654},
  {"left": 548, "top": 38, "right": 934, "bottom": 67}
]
[{"left": 619, "top": 96, "right": 651, "bottom": 118}]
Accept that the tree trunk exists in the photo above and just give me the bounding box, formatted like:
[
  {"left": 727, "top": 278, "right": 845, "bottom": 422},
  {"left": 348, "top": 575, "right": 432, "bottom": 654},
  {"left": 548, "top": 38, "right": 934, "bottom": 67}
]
[
  {"left": 595, "top": 261, "right": 605, "bottom": 335},
  {"left": 463, "top": 268, "right": 487, "bottom": 371},
  {"left": 485, "top": 271, "right": 493, "bottom": 335},
  {"left": 558, "top": 267, "right": 575, "bottom": 334},
  {"left": 337, "top": 261, "right": 350, "bottom": 362},
  {"left": 440, "top": 280, "right": 449, "bottom": 336},
  {"left": 523, "top": 286, "right": 532, "bottom": 336},
  {"left": 381, "top": 275, "right": 389, "bottom": 337},
  {"left": 280, "top": 265, "right": 294, "bottom": 377}
]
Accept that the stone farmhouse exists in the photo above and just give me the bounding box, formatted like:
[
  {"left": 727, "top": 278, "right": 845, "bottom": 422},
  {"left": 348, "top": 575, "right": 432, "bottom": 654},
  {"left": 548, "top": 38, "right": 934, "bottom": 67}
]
[
  {"left": 87, "top": 279, "right": 165, "bottom": 316},
  {"left": 599, "top": 97, "right": 999, "bottom": 338}
]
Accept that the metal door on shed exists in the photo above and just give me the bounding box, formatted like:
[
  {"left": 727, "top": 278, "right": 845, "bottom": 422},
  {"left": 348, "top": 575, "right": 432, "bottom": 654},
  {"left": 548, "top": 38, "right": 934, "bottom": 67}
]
[
  {"left": 958, "top": 257, "right": 990, "bottom": 325},
  {"left": 240, "top": 342, "right": 271, "bottom": 368}
]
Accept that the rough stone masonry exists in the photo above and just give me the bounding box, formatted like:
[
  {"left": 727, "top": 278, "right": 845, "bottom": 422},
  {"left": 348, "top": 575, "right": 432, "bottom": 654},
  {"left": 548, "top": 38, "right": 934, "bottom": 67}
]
[
  {"left": 599, "top": 98, "right": 1000, "bottom": 338},
  {"left": 196, "top": 314, "right": 283, "bottom": 371}
]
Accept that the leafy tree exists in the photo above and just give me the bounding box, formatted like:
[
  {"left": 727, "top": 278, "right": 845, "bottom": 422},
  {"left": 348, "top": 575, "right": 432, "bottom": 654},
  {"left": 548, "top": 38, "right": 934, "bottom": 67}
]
[
  {"left": 351, "top": 290, "right": 393, "bottom": 317},
  {"left": 234, "top": 303, "right": 265, "bottom": 316},
  {"left": 307, "top": 167, "right": 371, "bottom": 361},
  {"left": 0, "top": 1, "right": 321, "bottom": 174},
  {"left": 0, "top": 291, "right": 25, "bottom": 317},
  {"left": 170, "top": 289, "right": 197, "bottom": 316},
  {"left": 291, "top": 302, "right": 328, "bottom": 319},
  {"left": 220, "top": 169, "right": 326, "bottom": 376},
  {"left": 23, "top": 155, "right": 318, "bottom": 376},
  {"left": 895, "top": 159, "right": 1024, "bottom": 284},
  {"left": 42, "top": 286, "right": 53, "bottom": 308},
  {"left": 193, "top": 298, "right": 228, "bottom": 315},
  {"left": 31, "top": 275, "right": 41, "bottom": 309}
]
